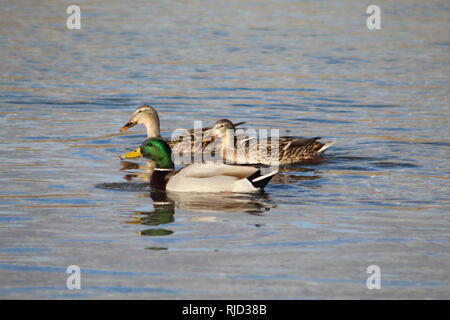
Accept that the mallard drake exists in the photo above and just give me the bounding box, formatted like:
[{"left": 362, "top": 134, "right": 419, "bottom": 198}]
[
  {"left": 137, "top": 137, "right": 277, "bottom": 193},
  {"left": 208, "top": 119, "right": 334, "bottom": 165},
  {"left": 119, "top": 105, "right": 245, "bottom": 160}
]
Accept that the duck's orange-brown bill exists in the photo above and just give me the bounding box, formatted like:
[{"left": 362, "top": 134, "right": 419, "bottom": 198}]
[
  {"left": 120, "top": 121, "right": 137, "bottom": 132},
  {"left": 202, "top": 134, "right": 215, "bottom": 143}
]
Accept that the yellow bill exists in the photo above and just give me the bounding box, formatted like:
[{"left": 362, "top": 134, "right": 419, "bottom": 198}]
[{"left": 120, "top": 147, "right": 142, "bottom": 160}]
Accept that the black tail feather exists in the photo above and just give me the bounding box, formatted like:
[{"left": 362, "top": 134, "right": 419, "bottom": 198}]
[{"left": 246, "top": 170, "right": 277, "bottom": 189}]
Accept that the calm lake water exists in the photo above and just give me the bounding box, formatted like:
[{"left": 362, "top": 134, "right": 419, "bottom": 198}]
[{"left": 0, "top": 1, "right": 449, "bottom": 299}]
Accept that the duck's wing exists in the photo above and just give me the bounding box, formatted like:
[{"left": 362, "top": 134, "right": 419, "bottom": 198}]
[
  {"left": 279, "top": 137, "right": 321, "bottom": 151},
  {"left": 276, "top": 136, "right": 333, "bottom": 163},
  {"left": 233, "top": 136, "right": 333, "bottom": 164},
  {"left": 167, "top": 163, "right": 276, "bottom": 193},
  {"left": 178, "top": 163, "right": 258, "bottom": 179},
  {"left": 166, "top": 163, "right": 254, "bottom": 192}
]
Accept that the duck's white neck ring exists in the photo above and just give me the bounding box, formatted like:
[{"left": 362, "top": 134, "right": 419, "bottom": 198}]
[{"left": 154, "top": 168, "right": 174, "bottom": 171}]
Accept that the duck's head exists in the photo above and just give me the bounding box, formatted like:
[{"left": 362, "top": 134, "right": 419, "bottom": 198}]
[
  {"left": 120, "top": 105, "right": 161, "bottom": 137},
  {"left": 139, "top": 138, "right": 174, "bottom": 169},
  {"left": 211, "top": 119, "right": 236, "bottom": 139}
]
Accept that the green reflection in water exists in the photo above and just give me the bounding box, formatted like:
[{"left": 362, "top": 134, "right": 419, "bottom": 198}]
[
  {"left": 131, "top": 191, "right": 176, "bottom": 237},
  {"left": 139, "top": 228, "right": 173, "bottom": 236},
  {"left": 146, "top": 247, "right": 168, "bottom": 251}
]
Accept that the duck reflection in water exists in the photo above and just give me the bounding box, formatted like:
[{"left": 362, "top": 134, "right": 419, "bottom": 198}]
[
  {"left": 120, "top": 160, "right": 154, "bottom": 183},
  {"left": 126, "top": 188, "right": 275, "bottom": 241},
  {"left": 166, "top": 191, "right": 273, "bottom": 215},
  {"left": 126, "top": 190, "right": 175, "bottom": 237}
]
